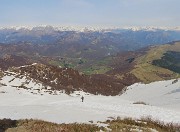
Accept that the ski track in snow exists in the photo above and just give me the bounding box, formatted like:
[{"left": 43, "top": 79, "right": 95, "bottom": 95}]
[{"left": 0, "top": 72, "right": 180, "bottom": 124}]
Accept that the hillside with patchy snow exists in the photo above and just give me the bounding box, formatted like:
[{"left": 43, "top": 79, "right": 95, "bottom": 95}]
[{"left": 1, "top": 63, "right": 128, "bottom": 96}]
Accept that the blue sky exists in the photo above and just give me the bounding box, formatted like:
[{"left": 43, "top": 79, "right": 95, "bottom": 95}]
[{"left": 0, "top": 0, "right": 179, "bottom": 27}]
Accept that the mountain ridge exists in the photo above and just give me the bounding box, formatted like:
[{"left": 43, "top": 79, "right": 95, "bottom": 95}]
[{"left": 1, "top": 25, "right": 180, "bottom": 32}]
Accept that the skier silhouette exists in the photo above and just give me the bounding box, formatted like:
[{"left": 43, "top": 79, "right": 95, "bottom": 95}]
[{"left": 81, "top": 96, "right": 84, "bottom": 102}]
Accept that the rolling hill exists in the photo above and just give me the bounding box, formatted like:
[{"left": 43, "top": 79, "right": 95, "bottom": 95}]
[{"left": 107, "top": 41, "right": 180, "bottom": 83}]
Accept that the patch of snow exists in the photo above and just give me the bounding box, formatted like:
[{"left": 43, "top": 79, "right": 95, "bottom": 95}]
[{"left": 120, "top": 79, "right": 180, "bottom": 110}]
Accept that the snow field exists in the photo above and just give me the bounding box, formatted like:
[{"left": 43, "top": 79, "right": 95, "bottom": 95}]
[{"left": 0, "top": 71, "right": 180, "bottom": 124}]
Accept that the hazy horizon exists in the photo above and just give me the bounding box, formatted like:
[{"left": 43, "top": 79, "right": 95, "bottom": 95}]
[{"left": 0, "top": 0, "right": 180, "bottom": 27}]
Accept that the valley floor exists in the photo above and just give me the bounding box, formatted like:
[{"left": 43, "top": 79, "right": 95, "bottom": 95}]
[{"left": 0, "top": 78, "right": 180, "bottom": 125}]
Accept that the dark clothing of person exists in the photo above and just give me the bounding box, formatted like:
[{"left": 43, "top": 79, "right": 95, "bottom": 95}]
[{"left": 81, "top": 96, "right": 84, "bottom": 102}]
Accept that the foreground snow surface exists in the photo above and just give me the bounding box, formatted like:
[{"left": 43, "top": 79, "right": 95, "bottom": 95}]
[{"left": 0, "top": 74, "right": 180, "bottom": 124}]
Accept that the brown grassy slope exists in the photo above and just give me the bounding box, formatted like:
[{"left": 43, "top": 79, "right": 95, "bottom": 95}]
[
  {"left": 106, "top": 50, "right": 146, "bottom": 85},
  {"left": 131, "top": 41, "right": 180, "bottom": 83},
  {"left": 0, "top": 119, "right": 102, "bottom": 132},
  {"left": 12, "top": 63, "right": 127, "bottom": 96},
  {"left": 0, "top": 70, "right": 3, "bottom": 78},
  {"left": 107, "top": 42, "right": 180, "bottom": 84},
  {"left": 1, "top": 118, "right": 180, "bottom": 132},
  {"left": 105, "top": 117, "right": 180, "bottom": 132},
  {"left": 0, "top": 54, "right": 32, "bottom": 71}
]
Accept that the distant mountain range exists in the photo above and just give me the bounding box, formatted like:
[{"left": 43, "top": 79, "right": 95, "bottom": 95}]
[
  {"left": 1, "top": 25, "right": 180, "bottom": 32},
  {"left": 0, "top": 26, "right": 180, "bottom": 52},
  {"left": 0, "top": 26, "right": 179, "bottom": 95}
]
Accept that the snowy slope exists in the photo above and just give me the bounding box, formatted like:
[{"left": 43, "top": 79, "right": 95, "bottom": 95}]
[
  {"left": 0, "top": 71, "right": 61, "bottom": 95},
  {"left": 0, "top": 72, "right": 180, "bottom": 124},
  {"left": 120, "top": 79, "right": 180, "bottom": 110}
]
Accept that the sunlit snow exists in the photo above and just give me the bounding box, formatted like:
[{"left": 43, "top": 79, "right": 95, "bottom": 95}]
[{"left": 0, "top": 71, "right": 180, "bottom": 124}]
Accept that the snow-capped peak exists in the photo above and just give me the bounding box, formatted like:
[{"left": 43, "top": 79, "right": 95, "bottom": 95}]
[{"left": 0, "top": 25, "right": 180, "bottom": 32}]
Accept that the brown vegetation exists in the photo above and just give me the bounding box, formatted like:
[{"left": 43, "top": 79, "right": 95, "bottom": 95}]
[
  {"left": 12, "top": 63, "right": 129, "bottom": 96},
  {"left": 3, "top": 119, "right": 101, "bottom": 132},
  {"left": 133, "top": 101, "right": 148, "bottom": 105},
  {"left": 106, "top": 117, "right": 180, "bottom": 132},
  {"left": 0, "top": 119, "right": 17, "bottom": 132},
  {"left": 0, "top": 54, "right": 32, "bottom": 70},
  {"left": 1, "top": 117, "right": 180, "bottom": 132}
]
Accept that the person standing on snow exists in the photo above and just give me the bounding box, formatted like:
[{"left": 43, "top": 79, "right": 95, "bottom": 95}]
[{"left": 81, "top": 96, "right": 84, "bottom": 102}]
